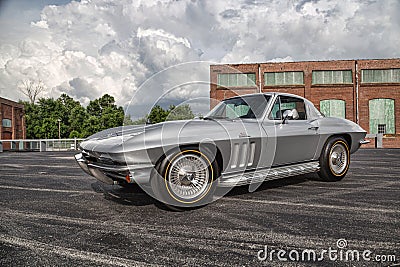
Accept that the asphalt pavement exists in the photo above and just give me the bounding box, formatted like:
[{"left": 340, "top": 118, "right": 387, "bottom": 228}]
[{"left": 0, "top": 149, "right": 399, "bottom": 266}]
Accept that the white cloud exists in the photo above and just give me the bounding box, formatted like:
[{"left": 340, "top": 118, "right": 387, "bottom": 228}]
[
  {"left": 31, "top": 20, "right": 49, "bottom": 29},
  {"left": 267, "top": 56, "right": 294, "bottom": 63},
  {"left": 0, "top": 0, "right": 399, "bottom": 118},
  {"left": 137, "top": 28, "right": 191, "bottom": 49}
]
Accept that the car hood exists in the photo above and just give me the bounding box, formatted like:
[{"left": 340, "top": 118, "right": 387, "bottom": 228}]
[
  {"left": 86, "top": 124, "right": 146, "bottom": 140},
  {"left": 80, "top": 118, "right": 257, "bottom": 154}
]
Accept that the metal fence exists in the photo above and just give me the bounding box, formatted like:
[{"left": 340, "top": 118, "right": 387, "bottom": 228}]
[{"left": 0, "top": 138, "right": 85, "bottom": 152}]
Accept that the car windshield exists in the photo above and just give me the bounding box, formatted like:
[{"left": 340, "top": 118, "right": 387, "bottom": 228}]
[{"left": 205, "top": 94, "right": 271, "bottom": 120}]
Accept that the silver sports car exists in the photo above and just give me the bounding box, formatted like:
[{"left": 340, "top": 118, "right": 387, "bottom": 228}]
[{"left": 75, "top": 93, "right": 369, "bottom": 209}]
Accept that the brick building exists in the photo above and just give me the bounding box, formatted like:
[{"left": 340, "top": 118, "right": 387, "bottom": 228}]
[
  {"left": 0, "top": 97, "right": 26, "bottom": 150},
  {"left": 210, "top": 59, "right": 400, "bottom": 148}
]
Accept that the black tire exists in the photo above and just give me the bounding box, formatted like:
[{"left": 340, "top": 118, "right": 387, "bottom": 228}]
[
  {"left": 150, "top": 147, "right": 219, "bottom": 210},
  {"left": 318, "top": 137, "right": 350, "bottom": 182}
]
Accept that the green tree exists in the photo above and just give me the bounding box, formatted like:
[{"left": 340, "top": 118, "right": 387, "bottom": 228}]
[
  {"left": 132, "top": 117, "right": 148, "bottom": 125},
  {"left": 87, "top": 94, "right": 116, "bottom": 117},
  {"left": 22, "top": 94, "right": 194, "bottom": 139},
  {"left": 23, "top": 93, "right": 126, "bottom": 139},
  {"left": 84, "top": 94, "right": 124, "bottom": 136},
  {"left": 69, "top": 105, "right": 88, "bottom": 137},
  {"left": 145, "top": 104, "right": 195, "bottom": 124},
  {"left": 148, "top": 105, "right": 169, "bottom": 124},
  {"left": 22, "top": 101, "right": 41, "bottom": 139},
  {"left": 57, "top": 94, "right": 86, "bottom": 137},
  {"left": 123, "top": 114, "right": 134, "bottom": 125},
  {"left": 81, "top": 115, "right": 101, "bottom": 137},
  {"left": 36, "top": 98, "right": 62, "bottom": 138},
  {"left": 69, "top": 130, "right": 80, "bottom": 138},
  {"left": 166, "top": 104, "right": 194, "bottom": 121}
]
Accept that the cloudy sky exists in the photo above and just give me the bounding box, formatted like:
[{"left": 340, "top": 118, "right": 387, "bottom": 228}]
[{"left": 0, "top": 0, "right": 399, "bottom": 118}]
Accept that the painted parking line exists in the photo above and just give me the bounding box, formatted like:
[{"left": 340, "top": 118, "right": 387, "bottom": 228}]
[
  {"left": 1, "top": 208, "right": 142, "bottom": 230},
  {"left": 0, "top": 234, "right": 158, "bottom": 267},
  {"left": 0, "top": 185, "right": 96, "bottom": 194},
  {"left": 2, "top": 208, "right": 398, "bottom": 252}
]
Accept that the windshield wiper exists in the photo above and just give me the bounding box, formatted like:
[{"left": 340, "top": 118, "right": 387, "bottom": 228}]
[{"left": 203, "top": 116, "right": 217, "bottom": 121}]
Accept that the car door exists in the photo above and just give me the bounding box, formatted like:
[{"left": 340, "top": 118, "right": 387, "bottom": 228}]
[
  {"left": 262, "top": 95, "right": 320, "bottom": 166},
  {"left": 217, "top": 95, "right": 270, "bottom": 175},
  {"left": 223, "top": 99, "right": 258, "bottom": 174}
]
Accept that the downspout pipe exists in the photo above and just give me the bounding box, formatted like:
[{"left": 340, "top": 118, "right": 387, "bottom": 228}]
[
  {"left": 355, "top": 60, "right": 359, "bottom": 124},
  {"left": 258, "top": 64, "right": 262, "bottom": 93}
]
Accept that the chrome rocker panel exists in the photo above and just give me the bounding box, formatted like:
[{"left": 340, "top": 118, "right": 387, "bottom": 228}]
[{"left": 219, "top": 161, "right": 320, "bottom": 187}]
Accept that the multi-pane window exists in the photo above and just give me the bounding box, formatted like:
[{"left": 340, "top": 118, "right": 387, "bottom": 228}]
[
  {"left": 312, "top": 70, "right": 352, "bottom": 84},
  {"left": 264, "top": 71, "right": 304, "bottom": 86},
  {"left": 377, "top": 124, "right": 386, "bottom": 134},
  {"left": 361, "top": 69, "right": 400, "bottom": 83},
  {"left": 369, "top": 99, "right": 395, "bottom": 134},
  {"left": 2, "top": 119, "right": 11, "bottom": 128},
  {"left": 217, "top": 73, "right": 256, "bottom": 87},
  {"left": 320, "top": 100, "right": 346, "bottom": 119}
]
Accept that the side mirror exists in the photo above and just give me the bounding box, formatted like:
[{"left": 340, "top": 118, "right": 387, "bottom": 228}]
[{"left": 282, "top": 109, "right": 299, "bottom": 124}]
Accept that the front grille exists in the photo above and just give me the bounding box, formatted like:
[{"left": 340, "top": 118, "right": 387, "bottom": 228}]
[
  {"left": 98, "top": 157, "right": 114, "bottom": 165},
  {"left": 81, "top": 150, "right": 126, "bottom": 166},
  {"left": 81, "top": 150, "right": 129, "bottom": 182}
]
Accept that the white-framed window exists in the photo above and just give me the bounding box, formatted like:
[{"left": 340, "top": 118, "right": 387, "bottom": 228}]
[
  {"left": 312, "top": 70, "right": 352, "bottom": 84},
  {"left": 264, "top": 71, "right": 304, "bottom": 86},
  {"left": 2, "top": 119, "right": 12, "bottom": 128},
  {"left": 361, "top": 68, "right": 400, "bottom": 83},
  {"left": 217, "top": 73, "right": 256, "bottom": 87}
]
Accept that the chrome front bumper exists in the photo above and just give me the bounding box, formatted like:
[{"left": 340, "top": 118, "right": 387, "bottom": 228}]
[{"left": 74, "top": 153, "right": 153, "bottom": 185}]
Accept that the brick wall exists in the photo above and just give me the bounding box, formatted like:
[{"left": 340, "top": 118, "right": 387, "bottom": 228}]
[
  {"left": 0, "top": 97, "right": 26, "bottom": 150},
  {"left": 357, "top": 59, "right": 400, "bottom": 148},
  {"left": 210, "top": 59, "right": 400, "bottom": 148},
  {"left": 210, "top": 64, "right": 260, "bottom": 108}
]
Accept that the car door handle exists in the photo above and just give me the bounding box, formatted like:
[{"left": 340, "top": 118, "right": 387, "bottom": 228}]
[{"left": 308, "top": 126, "right": 319, "bottom": 130}]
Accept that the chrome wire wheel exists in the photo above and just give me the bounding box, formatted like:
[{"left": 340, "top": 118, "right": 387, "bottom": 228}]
[
  {"left": 166, "top": 154, "right": 210, "bottom": 200},
  {"left": 329, "top": 142, "right": 348, "bottom": 175}
]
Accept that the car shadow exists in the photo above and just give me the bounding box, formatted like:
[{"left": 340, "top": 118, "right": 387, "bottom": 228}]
[
  {"left": 90, "top": 173, "right": 320, "bottom": 210},
  {"left": 91, "top": 182, "right": 157, "bottom": 207},
  {"left": 222, "top": 173, "right": 319, "bottom": 197}
]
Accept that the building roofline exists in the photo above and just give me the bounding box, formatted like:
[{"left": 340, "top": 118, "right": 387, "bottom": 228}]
[
  {"left": 210, "top": 58, "right": 400, "bottom": 67},
  {"left": 0, "top": 96, "right": 25, "bottom": 109}
]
